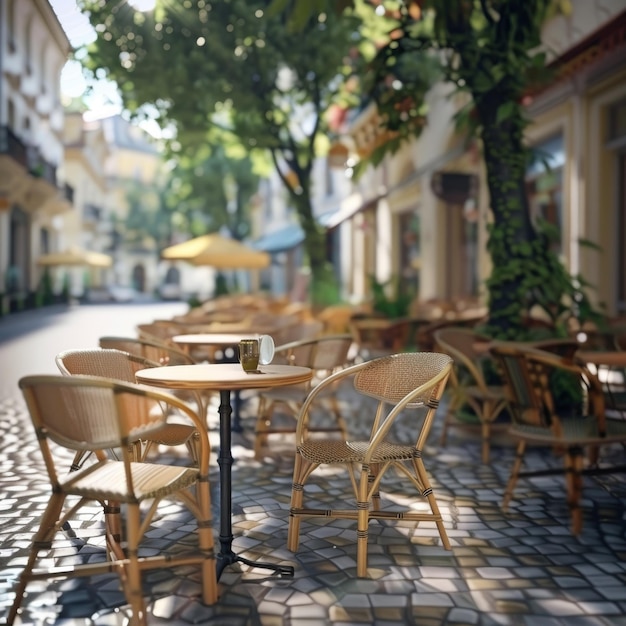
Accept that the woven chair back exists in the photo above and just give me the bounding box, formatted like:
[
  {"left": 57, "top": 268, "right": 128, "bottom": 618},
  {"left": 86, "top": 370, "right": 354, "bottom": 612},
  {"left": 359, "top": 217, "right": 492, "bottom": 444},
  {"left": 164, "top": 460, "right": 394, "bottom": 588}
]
[
  {"left": 354, "top": 352, "right": 452, "bottom": 408},
  {"left": 56, "top": 348, "right": 159, "bottom": 380},
  {"left": 20, "top": 375, "right": 166, "bottom": 453},
  {"left": 490, "top": 343, "right": 603, "bottom": 432},
  {"left": 99, "top": 336, "right": 195, "bottom": 366}
]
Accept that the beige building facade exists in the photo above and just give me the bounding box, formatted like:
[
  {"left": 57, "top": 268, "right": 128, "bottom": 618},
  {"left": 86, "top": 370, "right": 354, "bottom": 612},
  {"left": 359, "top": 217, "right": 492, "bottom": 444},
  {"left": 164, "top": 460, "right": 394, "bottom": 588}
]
[
  {"left": 0, "top": 0, "right": 73, "bottom": 311},
  {"left": 327, "top": 0, "right": 626, "bottom": 318}
]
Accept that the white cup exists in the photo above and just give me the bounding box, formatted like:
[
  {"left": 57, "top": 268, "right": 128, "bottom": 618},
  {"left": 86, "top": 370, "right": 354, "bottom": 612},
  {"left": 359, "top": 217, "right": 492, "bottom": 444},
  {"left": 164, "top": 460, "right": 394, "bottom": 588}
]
[{"left": 258, "top": 334, "right": 275, "bottom": 365}]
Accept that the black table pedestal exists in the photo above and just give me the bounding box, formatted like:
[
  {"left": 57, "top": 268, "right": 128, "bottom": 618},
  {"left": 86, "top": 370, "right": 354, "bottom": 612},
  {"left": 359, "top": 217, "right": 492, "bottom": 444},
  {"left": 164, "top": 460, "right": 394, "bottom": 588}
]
[{"left": 215, "top": 389, "right": 294, "bottom": 579}]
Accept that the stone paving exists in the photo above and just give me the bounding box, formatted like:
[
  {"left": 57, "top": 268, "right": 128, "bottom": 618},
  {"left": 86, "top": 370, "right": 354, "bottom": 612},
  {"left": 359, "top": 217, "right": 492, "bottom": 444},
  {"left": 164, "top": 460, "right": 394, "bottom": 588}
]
[{"left": 1, "top": 378, "right": 626, "bottom": 626}]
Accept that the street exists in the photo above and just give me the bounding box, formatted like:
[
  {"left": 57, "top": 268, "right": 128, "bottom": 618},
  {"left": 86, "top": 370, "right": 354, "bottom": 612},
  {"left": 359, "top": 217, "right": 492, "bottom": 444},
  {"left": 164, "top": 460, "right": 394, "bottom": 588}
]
[{"left": 0, "top": 300, "right": 188, "bottom": 398}]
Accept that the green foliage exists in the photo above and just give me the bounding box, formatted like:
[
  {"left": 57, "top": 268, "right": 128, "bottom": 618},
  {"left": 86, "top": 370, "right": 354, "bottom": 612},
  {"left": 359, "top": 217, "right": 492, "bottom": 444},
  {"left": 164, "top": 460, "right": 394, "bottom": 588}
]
[
  {"left": 36, "top": 270, "right": 55, "bottom": 306},
  {"left": 369, "top": 274, "right": 412, "bottom": 318},
  {"left": 167, "top": 144, "right": 259, "bottom": 240},
  {"left": 550, "top": 369, "right": 584, "bottom": 413},
  {"left": 61, "top": 274, "right": 71, "bottom": 303},
  {"left": 310, "top": 263, "right": 341, "bottom": 307},
  {"left": 187, "top": 295, "right": 202, "bottom": 309},
  {"left": 214, "top": 273, "right": 230, "bottom": 298},
  {"left": 77, "top": 0, "right": 364, "bottom": 300}
]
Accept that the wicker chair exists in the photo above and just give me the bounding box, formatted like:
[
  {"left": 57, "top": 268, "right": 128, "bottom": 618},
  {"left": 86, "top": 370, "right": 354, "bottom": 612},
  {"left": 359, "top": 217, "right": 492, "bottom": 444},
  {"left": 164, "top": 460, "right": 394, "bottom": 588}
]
[
  {"left": 287, "top": 352, "right": 453, "bottom": 577},
  {"left": 56, "top": 348, "right": 200, "bottom": 463},
  {"left": 489, "top": 342, "right": 626, "bottom": 535},
  {"left": 8, "top": 375, "right": 217, "bottom": 626},
  {"left": 99, "top": 335, "right": 196, "bottom": 366},
  {"left": 434, "top": 327, "right": 508, "bottom": 463},
  {"left": 99, "top": 335, "right": 213, "bottom": 414},
  {"left": 254, "top": 334, "right": 354, "bottom": 459},
  {"left": 348, "top": 314, "right": 412, "bottom": 359}
]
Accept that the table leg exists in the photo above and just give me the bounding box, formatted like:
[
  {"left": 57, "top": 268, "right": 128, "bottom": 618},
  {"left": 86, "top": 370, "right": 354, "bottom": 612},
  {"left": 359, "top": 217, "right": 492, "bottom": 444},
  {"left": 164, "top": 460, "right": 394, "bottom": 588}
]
[
  {"left": 232, "top": 391, "right": 243, "bottom": 433},
  {"left": 219, "top": 348, "right": 243, "bottom": 433},
  {"left": 216, "top": 388, "right": 294, "bottom": 580}
]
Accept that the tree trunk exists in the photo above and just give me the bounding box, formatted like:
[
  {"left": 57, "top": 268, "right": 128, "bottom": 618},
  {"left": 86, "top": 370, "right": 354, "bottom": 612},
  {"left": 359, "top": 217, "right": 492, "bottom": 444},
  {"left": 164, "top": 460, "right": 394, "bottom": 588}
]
[
  {"left": 292, "top": 193, "right": 338, "bottom": 306},
  {"left": 476, "top": 94, "right": 553, "bottom": 339}
]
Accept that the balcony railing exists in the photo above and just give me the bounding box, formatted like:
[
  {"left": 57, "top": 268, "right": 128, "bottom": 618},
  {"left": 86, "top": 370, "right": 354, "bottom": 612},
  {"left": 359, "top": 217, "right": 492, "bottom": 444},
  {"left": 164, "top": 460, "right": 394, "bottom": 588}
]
[
  {"left": 27, "top": 146, "right": 57, "bottom": 187},
  {"left": 0, "top": 126, "right": 28, "bottom": 168}
]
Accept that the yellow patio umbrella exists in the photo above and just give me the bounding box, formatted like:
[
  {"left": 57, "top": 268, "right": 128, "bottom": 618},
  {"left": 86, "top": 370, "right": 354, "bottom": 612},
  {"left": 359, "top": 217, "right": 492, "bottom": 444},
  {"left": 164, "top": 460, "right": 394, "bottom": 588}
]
[
  {"left": 161, "top": 233, "right": 270, "bottom": 270},
  {"left": 37, "top": 247, "right": 113, "bottom": 268}
]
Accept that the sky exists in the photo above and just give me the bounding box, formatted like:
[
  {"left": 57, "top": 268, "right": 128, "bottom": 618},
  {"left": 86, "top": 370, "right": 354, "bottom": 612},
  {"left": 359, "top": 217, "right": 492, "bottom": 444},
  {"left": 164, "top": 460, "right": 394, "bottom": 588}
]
[
  {"left": 50, "top": 0, "right": 159, "bottom": 131},
  {"left": 49, "top": 0, "right": 123, "bottom": 120}
]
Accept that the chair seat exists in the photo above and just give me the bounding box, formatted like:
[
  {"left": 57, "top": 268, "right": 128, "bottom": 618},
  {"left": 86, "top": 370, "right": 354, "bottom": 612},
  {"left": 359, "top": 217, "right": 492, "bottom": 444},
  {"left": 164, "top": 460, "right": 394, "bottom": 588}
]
[
  {"left": 63, "top": 460, "right": 199, "bottom": 502},
  {"left": 510, "top": 415, "right": 626, "bottom": 445},
  {"left": 465, "top": 384, "right": 505, "bottom": 402},
  {"left": 145, "top": 423, "right": 197, "bottom": 446},
  {"left": 298, "top": 439, "right": 416, "bottom": 464}
]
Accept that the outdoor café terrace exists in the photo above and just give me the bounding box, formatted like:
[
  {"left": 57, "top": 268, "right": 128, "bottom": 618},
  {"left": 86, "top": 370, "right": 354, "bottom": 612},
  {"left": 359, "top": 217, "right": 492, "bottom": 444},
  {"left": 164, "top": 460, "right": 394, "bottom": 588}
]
[{"left": 0, "top": 293, "right": 625, "bottom": 625}]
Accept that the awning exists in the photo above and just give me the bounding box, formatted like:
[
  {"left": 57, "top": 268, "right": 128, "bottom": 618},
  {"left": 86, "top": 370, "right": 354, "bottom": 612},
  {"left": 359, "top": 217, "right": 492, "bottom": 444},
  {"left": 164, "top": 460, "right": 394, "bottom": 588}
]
[{"left": 251, "top": 224, "right": 304, "bottom": 253}]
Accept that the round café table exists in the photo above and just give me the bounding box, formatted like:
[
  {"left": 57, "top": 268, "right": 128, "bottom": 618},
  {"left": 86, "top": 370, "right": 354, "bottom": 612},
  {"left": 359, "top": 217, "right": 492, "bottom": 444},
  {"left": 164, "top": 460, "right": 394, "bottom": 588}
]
[
  {"left": 135, "top": 362, "right": 312, "bottom": 579},
  {"left": 172, "top": 333, "right": 264, "bottom": 432}
]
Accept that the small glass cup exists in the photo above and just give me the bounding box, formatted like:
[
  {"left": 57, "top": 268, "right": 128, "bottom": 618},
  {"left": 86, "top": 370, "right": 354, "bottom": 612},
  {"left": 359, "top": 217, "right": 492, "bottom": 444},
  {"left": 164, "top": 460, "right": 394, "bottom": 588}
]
[{"left": 239, "top": 339, "right": 260, "bottom": 373}]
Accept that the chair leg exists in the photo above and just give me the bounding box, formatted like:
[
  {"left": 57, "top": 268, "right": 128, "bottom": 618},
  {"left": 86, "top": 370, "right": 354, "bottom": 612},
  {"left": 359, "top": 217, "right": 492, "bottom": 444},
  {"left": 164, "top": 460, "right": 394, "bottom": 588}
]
[
  {"left": 565, "top": 447, "right": 584, "bottom": 535},
  {"left": 196, "top": 479, "right": 218, "bottom": 604},
  {"left": 7, "top": 492, "right": 66, "bottom": 625},
  {"left": 503, "top": 440, "right": 526, "bottom": 510},
  {"left": 481, "top": 419, "right": 490, "bottom": 464},
  {"left": 104, "top": 500, "right": 123, "bottom": 552},
  {"left": 288, "top": 454, "right": 307, "bottom": 552},
  {"left": 123, "top": 503, "right": 148, "bottom": 626},
  {"left": 356, "top": 467, "right": 371, "bottom": 577},
  {"left": 254, "top": 397, "right": 273, "bottom": 459},
  {"left": 439, "top": 391, "right": 461, "bottom": 447},
  {"left": 439, "top": 411, "right": 450, "bottom": 446},
  {"left": 369, "top": 463, "right": 381, "bottom": 511},
  {"left": 413, "top": 457, "right": 451, "bottom": 550}
]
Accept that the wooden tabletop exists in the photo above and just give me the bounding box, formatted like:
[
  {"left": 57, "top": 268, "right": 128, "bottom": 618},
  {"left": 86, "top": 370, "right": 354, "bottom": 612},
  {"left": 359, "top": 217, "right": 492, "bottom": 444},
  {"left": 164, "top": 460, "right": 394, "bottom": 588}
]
[{"left": 136, "top": 363, "right": 312, "bottom": 391}]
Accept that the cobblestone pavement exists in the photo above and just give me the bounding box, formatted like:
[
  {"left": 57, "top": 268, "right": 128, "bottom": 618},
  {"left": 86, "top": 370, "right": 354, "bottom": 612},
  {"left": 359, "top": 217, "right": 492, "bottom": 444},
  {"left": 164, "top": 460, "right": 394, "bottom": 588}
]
[
  {"left": 1, "top": 303, "right": 625, "bottom": 625},
  {"left": 1, "top": 380, "right": 626, "bottom": 626}
]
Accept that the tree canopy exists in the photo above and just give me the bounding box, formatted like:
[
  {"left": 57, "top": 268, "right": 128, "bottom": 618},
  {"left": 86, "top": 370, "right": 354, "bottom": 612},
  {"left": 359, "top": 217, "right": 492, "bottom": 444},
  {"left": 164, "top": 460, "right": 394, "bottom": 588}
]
[{"left": 77, "top": 0, "right": 365, "bottom": 302}]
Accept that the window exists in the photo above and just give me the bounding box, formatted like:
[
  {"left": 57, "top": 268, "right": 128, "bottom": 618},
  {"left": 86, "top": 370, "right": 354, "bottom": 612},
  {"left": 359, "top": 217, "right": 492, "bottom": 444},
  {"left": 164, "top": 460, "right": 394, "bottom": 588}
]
[
  {"left": 7, "top": 0, "right": 16, "bottom": 51},
  {"left": 618, "top": 152, "right": 626, "bottom": 313},
  {"left": 25, "top": 15, "right": 33, "bottom": 75},
  {"left": 8, "top": 99, "right": 16, "bottom": 129},
  {"left": 40, "top": 228, "right": 50, "bottom": 254},
  {"left": 398, "top": 212, "right": 420, "bottom": 298},
  {"left": 526, "top": 134, "right": 564, "bottom": 253},
  {"left": 608, "top": 100, "right": 626, "bottom": 314}
]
